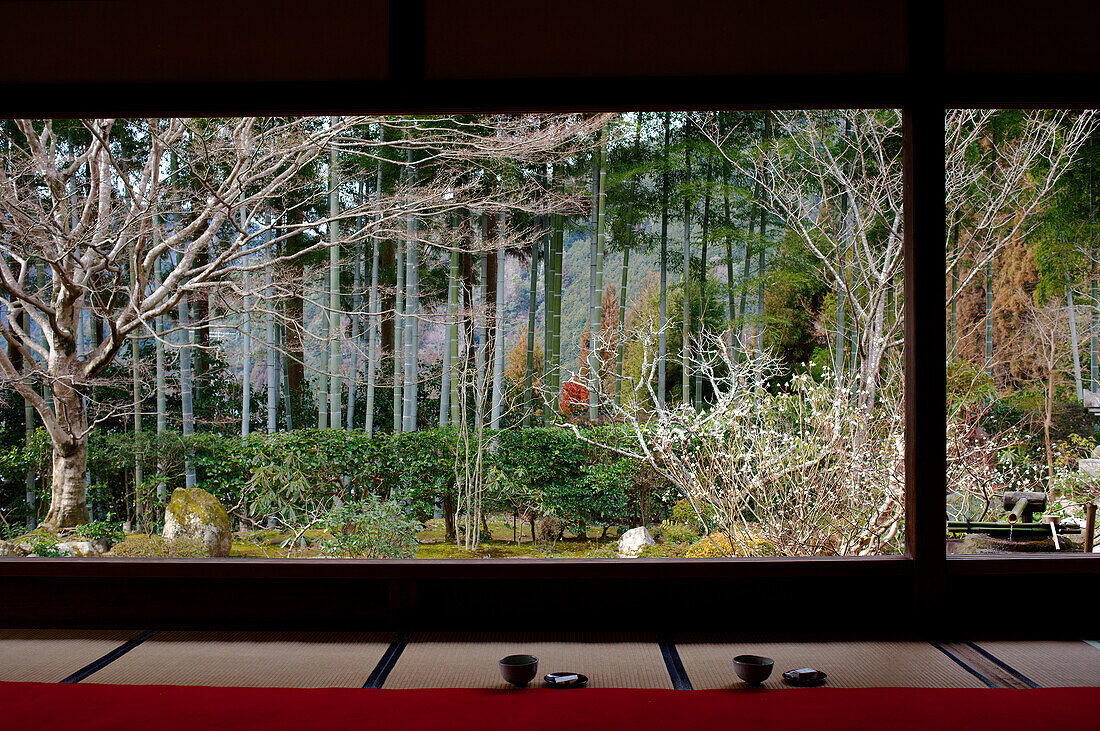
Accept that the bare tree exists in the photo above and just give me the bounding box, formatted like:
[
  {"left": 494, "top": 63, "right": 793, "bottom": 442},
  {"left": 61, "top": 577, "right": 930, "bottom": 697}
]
[
  {"left": 700, "top": 109, "right": 1096, "bottom": 438},
  {"left": 0, "top": 114, "right": 608, "bottom": 528},
  {"left": 570, "top": 328, "right": 905, "bottom": 556}
]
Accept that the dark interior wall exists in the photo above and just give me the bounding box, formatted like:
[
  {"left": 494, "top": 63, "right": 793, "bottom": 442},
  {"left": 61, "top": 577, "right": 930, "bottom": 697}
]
[
  {"left": 0, "top": 1, "right": 389, "bottom": 85},
  {"left": 946, "top": 0, "right": 1100, "bottom": 74},
  {"left": 4, "top": 1, "right": 1100, "bottom": 89}
]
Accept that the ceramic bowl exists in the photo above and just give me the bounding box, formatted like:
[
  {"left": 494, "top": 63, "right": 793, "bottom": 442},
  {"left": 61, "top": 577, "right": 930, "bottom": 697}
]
[
  {"left": 733, "top": 654, "right": 775, "bottom": 685},
  {"left": 499, "top": 654, "right": 539, "bottom": 687}
]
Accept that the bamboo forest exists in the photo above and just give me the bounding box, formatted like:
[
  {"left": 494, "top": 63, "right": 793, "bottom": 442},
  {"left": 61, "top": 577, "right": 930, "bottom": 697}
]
[{"left": 2, "top": 110, "right": 1099, "bottom": 560}]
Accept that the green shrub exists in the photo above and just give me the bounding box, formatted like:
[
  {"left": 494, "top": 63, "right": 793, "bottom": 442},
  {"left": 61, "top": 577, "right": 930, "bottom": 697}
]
[
  {"left": 393, "top": 428, "right": 457, "bottom": 517},
  {"left": 50, "top": 426, "right": 671, "bottom": 543},
  {"left": 109, "top": 534, "right": 207, "bottom": 558},
  {"left": 316, "top": 496, "right": 420, "bottom": 559},
  {"left": 670, "top": 499, "right": 713, "bottom": 532},
  {"left": 656, "top": 520, "right": 698, "bottom": 545},
  {"left": 542, "top": 457, "right": 634, "bottom": 533},
  {"left": 22, "top": 528, "right": 61, "bottom": 557},
  {"left": 74, "top": 516, "right": 125, "bottom": 545}
]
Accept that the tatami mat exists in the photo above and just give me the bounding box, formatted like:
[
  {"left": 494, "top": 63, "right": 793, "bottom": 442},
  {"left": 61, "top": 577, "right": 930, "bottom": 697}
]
[
  {"left": 673, "top": 635, "right": 987, "bottom": 690},
  {"left": 974, "top": 641, "right": 1100, "bottom": 687},
  {"left": 0, "top": 629, "right": 137, "bottom": 683},
  {"left": 84, "top": 631, "right": 391, "bottom": 688},
  {"left": 383, "top": 632, "right": 673, "bottom": 689}
]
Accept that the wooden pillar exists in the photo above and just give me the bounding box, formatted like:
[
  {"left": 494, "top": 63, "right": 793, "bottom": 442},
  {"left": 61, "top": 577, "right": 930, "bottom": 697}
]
[{"left": 904, "top": 0, "right": 947, "bottom": 633}]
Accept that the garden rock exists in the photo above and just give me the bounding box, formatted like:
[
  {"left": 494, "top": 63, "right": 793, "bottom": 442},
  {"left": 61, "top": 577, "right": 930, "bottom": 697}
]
[
  {"left": 617, "top": 526, "right": 655, "bottom": 557},
  {"left": 163, "top": 487, "right": 232, "bottom": 557},
  {"left": 0, "top": 540, "right": 25, "bottom": 556},
  {"left": 1079, "top": 458, "right": 1100, "bottom": 476},
  {"left": 55, "top": 540, "right": 101, "bottom": 557}
]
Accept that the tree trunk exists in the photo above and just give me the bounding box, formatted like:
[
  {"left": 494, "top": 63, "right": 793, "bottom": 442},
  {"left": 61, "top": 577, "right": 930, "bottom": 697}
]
[
  {"left": 317, "top": 278, "right": 329, "bottom": 429},
  {"left": 131, "top": 298, "right": 144, "bottom": 523},
  {"left": 44, "top": 442, "right": 90, "bottom": 528},
  {"left": 21, "top": 307, "right": 35, "bottom": 529},
  {"left": 475, "top": 231, "right": 488, "bottom": 432},
  {"left": 490, "top": 214, "right": 506, "bottom": 429},
  {"left": 443, "top": 494, "right": 456, "bottom": 543},
  {"left": 737, "top": 178, "right": 759, "bottom": 358},
  {"left": 543, "top": 210, "right": 553, "bottom": 422},
  {"left": 948, "top": 216, "right": 960, "bottom": 354},
  {"left": 1045, "top": 367, "right": 1056, "bottom": 488},
  {"left": 856, "top": 293, "right": 888, "bottom": 444},
  {"left": 440, "top": 244, "right": 452, "bottom": 428},
  {"left": 756, "top": 112, "right": 771, "bottom": 353},
  {"left": 1069, "top": 278, "right": 1084, "bottom": 401},
  {"left": 366, "top": 169, "right": 383, "bottom": 436},
  {"left": 616, "top": 246, "right": 630, "bottom": 406},
  {"left": 266, "top": 215, "right": 278, "bottom": 433},
  {"left": 588, "top": 150, "right": 598, "bottom": 390},
  {"left": 1092, "top": 146, "right": 1098, "bottom": 399},
  {"left": 590, "top": 127, "right": 608, "bottom": 422},
  {"left": 241, "top": 208, "right": 252, "bottom": 437},
  {"left": 348, "top": 194, "right": 362, "bottom": 430},
  {"left": 402, "top": 150, "right": 419, "bottom": 432},
  {"left": 155, "top": 259, "right": 167, "bottom": 504},
  {"left": 985, "top": 260, "right": 994, "bottom": 378},
  {"left": 42, "top": 385, "right": 91, "bottom": 529},
  {"left": 551, "top": 210, "right": 564, "bottom": 409},
  {"left": 449, "top": 245, "right": 462, "bottom": 426},
  {"left": 835, "top": 188, "right": 850, "bottom": 373},
  {"left": 193, "top": 247, "right": 210, "bottom": 405},
  {"left": 524, "top": 214, "right": 541, "bottom": 426},
  {"left": 659, "top": 112, "right": 670, "bottom": 409},
  {"left": 180, "top": 297, "right": 196, "bottom": 489},
  {"left": 1091, "top": 266, "right": 1097, "bottom": 397},
  {"left": 723, "top": 163, "right": 735, "bottom": 361},
  {"left": 402, "top": 205, "right": 419, "bottom": 432},
  {"left": 695, "top": 151, "right": 713, "bottom": 409},
  {"left": 285, "top": 208, "right": 306, "bottom": 404},
  {"left": 393, "top": 232, "right": 405, "bottom": 433},
  {"left": 617, "top": 114, "right": 644, "bottom": 405},
  {"left": 682, "top": 122, "right": 692, "bottom": 406},
  {"left": 328, "top": 124, "right": 343, "bottom": 430}
]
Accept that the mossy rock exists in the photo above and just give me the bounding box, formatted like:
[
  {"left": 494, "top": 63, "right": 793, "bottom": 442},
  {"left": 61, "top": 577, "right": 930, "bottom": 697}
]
[
  {"left": 109, "top": 534, "right": 207, "bottom": 558},
  {"left": 163, "top": 488, "right": 232, "bottom": 557},
  {"left": 685, "top": 530, "right": 773, "bottom": 558}
]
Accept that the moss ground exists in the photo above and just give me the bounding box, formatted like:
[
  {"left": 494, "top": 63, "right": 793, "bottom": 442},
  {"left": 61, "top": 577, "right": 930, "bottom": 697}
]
[{"left": 58, "top": 514, "right": 683, "bottom": 559}]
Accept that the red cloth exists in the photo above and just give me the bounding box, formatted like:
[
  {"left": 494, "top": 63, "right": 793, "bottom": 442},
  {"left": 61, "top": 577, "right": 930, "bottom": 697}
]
[{"left": 2, "top": 683, "right": 1098, "bottom": 730}]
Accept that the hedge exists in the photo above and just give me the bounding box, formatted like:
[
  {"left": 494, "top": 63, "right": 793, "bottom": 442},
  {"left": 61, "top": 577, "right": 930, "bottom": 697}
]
[{"left": 2, "top": 426, "right": 677, "bottom": 534}]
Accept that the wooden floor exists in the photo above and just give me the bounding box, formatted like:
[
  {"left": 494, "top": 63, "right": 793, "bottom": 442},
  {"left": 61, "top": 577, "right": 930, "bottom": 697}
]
[{"left": 2, "top": 630, "right": 1100, "bottom": 690}]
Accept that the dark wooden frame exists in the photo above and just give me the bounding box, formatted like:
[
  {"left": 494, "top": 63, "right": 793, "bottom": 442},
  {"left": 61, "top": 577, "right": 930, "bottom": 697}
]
[{"left": 2, "top": 0, "right": 1099, "bottom": 636}]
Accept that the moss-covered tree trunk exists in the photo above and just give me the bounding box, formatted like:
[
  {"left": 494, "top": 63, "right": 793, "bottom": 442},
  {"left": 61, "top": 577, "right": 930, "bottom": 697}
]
[{"left": 41, "top": 358, "right": 91, "bottom": 528}]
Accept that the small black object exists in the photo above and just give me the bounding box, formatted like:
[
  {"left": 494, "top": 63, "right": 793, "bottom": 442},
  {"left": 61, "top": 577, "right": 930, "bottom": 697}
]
[
  {"left": 782, "top": 668, "right": 827, "bottom": 687},
  {"left": 499, "top": 654, "right": 539, "bottom": 687},
  {"left": 733, "top": 654, "right": 775, "bottom": 685},
  {"left": 544, "top": 672, "right": 588, "bottom": 688}
]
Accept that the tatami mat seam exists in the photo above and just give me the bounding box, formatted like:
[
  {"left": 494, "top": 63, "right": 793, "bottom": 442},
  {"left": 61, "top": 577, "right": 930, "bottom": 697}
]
[
  {"left": 928, "top": 642, "right": 997, "bottom": 688},
  {"left": 965, "top": 642, "right": 1040, "bottom": 689},
  {"left": 61, "top": 630, "right": 158, "bottom": 684},
  {"left": 657, "top": 634, "right": 693, "bottom": 691},
  {"left": 365, "top": 631, "right": 411, "bottom": 689}
]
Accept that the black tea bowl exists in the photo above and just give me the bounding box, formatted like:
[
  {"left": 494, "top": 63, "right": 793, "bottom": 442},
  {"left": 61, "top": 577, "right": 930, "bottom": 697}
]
[
  {"left": 733, "top": 655, "right": 775, "bottom": 685},
  {"left": 499, "top": 654, "right": 539, "bottom": 687}
]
